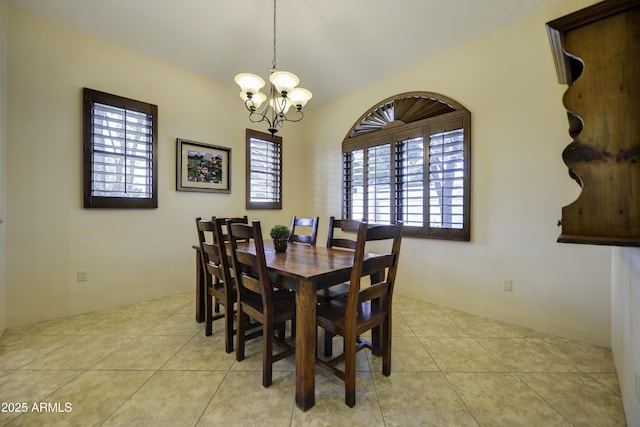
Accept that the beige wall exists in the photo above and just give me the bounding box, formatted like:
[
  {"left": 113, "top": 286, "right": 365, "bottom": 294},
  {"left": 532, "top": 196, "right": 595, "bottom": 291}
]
[
  {"left": 303, "top": 0, "right": 613, "bottom": 346},
  {"left": 6, "top": 6, "right": 306, "bottom": 327},
  {"left": 612, "top": 247, "right": 640, "bottom": 425},
  {"left": 0, "top": 0, "right": 7, "bottom": 334}
]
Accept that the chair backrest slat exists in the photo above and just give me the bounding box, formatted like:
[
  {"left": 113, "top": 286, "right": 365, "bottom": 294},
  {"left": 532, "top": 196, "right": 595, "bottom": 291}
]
[{"left": 289, "top": 216, "right": 320, "bottom": 246}]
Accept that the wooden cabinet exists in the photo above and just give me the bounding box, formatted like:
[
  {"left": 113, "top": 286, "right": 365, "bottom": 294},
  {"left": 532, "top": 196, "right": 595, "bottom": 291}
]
[{"left": 547, "top": 0, "right": 640, "bottom": 246}]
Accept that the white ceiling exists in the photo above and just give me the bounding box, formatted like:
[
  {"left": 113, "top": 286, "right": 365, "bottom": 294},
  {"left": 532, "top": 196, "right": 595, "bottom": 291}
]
[{"left": 9, "top": 0, "right": 562, "bottom": 106}]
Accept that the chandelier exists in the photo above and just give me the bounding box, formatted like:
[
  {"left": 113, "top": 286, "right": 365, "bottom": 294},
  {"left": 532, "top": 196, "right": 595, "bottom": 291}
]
[{"left": 234, "top": 0, "right": 312, "bottom": 135}]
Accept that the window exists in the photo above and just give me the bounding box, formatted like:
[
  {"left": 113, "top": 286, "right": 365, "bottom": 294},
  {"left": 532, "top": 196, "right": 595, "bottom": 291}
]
[
  {"left": 342, "top": 92, "right": 470, "bottom": 241},
  {"left": 246, "top": 129, "right": 282, "bottom": 209},
  {"left": 83, "top": 88, "right": 158, "bottom": 208}
]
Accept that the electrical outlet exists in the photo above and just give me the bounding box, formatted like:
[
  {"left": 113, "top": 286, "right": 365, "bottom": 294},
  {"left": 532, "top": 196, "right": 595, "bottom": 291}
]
[
  {"left": 503, "top": 279, "right": 513, "bottom": 292},
  {"left": 77, "top": 270, "right": 88, "bottom": 282}
]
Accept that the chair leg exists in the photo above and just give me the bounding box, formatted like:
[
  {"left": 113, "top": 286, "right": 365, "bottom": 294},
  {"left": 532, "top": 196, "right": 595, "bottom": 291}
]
[
  {"left": 324, "top": 331, "right": 334, "bottom": 357},
  {"left": 263, "top": 320, "right": 273, "bottom": 387},
  {"left": 344, "top": 334, "right": 357, "bottom": 408},
  {"left": 214, "top": 299, "right": 221, "bottom": 313},
  {"left": 224, "top": 301, "right": 234, "bottom": 353},
  {"left": 276, "top": 322, "right": 285, "bottom": 340},
  {"left": 236, "top": 309, "right": 247, "bottom": 361},
  {"left": 205, "top": 292, "right": 213, "bottom": 337},
  {"left": 382, "top": 317, "right": 392, "bottom": 376}
]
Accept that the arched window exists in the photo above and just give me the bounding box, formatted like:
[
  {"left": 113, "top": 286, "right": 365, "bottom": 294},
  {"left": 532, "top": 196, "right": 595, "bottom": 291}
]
[{"left": 342, "top": 91, "right": 471, "bottom": 241}]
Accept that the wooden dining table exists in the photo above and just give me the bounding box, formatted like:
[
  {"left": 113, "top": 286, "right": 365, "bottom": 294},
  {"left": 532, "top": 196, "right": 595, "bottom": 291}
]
[
  {"left": 193, "top": 238, "right": 378, "bottom": 410},
  {"left": 250, "top": 241, "right": 360, "bottom": 411}
]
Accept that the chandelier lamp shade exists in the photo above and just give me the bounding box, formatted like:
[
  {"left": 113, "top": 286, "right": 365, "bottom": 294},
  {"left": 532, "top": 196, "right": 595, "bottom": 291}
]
[{"left": 234, "top": 0, "right": 312, "bottom": 135}]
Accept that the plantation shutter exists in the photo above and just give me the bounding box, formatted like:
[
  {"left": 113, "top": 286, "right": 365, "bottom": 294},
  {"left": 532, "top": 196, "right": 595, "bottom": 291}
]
[
  {"left": 83, "top": 88, "right": 158, "bottom": 209},
  {"left": 246, "top": 129, "right": 282, "bottom": 209}
]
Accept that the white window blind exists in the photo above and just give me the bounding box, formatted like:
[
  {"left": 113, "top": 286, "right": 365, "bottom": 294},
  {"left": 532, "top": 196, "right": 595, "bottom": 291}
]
[
  {"left": 429, "top": 129, "right": 465, "bottom": 229},
  {"left": 343, "top": 149, "right": 365, "bottom": 220},
  {"left": 396, "top": 136, "right": 424, "bottom": 227},
  {"left": 92, "top": 102, "right": 154, "bottom": 198},
  {"left": 367, "top": 144, "right": 392, "bottom": 223},
  {"left": 246, "top": 129, "right": 282, "bottom": 209}
]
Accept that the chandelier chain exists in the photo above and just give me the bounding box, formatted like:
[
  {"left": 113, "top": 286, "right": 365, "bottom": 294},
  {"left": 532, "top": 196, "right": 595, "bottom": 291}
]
[{"left": 272, "top": 0, "right": 277, "bottom": 70}]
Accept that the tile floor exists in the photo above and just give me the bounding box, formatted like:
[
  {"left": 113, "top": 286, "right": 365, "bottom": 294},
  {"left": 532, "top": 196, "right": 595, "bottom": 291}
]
[{"left": 0, "top": 293, "right": 627, "bottom": 426}]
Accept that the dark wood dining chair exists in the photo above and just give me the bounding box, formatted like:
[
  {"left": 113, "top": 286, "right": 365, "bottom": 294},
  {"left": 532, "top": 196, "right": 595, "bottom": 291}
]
[
  {"left": 227, "top": 220, "right": 296, "bottom": 387},
  {"left": 195, "top": 216, "right": 247, "bottom": 353},
  {"left": 326, "top": 216, "right": 362, "bottom": 249},
  {"left": 289, "top": 216, "right": 320, "bottom": 246},
  {"left": 317, "top": 216, "right": 364, "bottom": 302},
  {"left": 316, "top": 221, "right": 403, "bottom": 407}
]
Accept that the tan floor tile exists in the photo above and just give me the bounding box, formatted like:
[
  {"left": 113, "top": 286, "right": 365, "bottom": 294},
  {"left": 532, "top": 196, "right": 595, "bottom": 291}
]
[
  {"left": 446, "top": 372, "right": 570, "bottom": 426},
  {"left": 292, "top": 370, "right": 384, "bottom": 426},
  {"left": 92, "top": 335, "right": 191, "bottom": 370},
  {"left": 518, "top": 373, "right": 627, "bottom": 426},
  {"left": 375, "top": 371, "right": 478, "bottom": 426},
  {"left": 85, "top": 313, "right": 170, "bottom": 337},
  {"left": 391, "top": 314, "right": 415, "bottom": 337},
  {"left": 406, "top": 314, "right": 471, "bottom": 337},
  {"left": 162, "top": 333, "right": 236, "bottom": 371},
  {"left": 452, "top": 315, "right": 544, "bottom": 338},
  {"left": 476, "top": 338, "right": 578, "bottom": 372},
  {"left": 130, "top": 294, "right": 194, "bottom": 315},
  {"left": 419, "top": 337, "right": 508, "bottom": 372},
  {"left": 229, "top": 336, "right": 296, "bottom": 373},
  {"left": 0, "top": 369, "right": 82, "bottom": 425},
  {"left": 197, "top": 370, "right": 294, "bottom": 427},
  {"left": 0, "top": 335, "right": 78, "bottom": 369},
  {"left": 22, "top": 335, "right": 133, "bottom": 370},
  {"left": 393, "top": 295, "right": 450, "bottom": 315},
  {"left": 103, "top": 370, "right": 224, "bottom": 427},
  {"left": 7, "top": 312, "right": 106, "bottom": 336},
  {"left": 589, "top": 373, "right": 622, "bottom": 395},
  {"left": 8, "top": 370, "right": 154, "bottom": 427},
  {"left": 537, "top": 337, "right": 616, "bottom": 373},
  {"left": 369, "top": 336, "right": 439, "bottom": 372},
  {"left": 144, "top": 313, "right": 203, "bottom": 336}
]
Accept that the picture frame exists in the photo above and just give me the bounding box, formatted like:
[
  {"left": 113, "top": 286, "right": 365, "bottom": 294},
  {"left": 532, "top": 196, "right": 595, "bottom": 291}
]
[{"left": 176, "top": 138, "right": 231, "bottom": 193}]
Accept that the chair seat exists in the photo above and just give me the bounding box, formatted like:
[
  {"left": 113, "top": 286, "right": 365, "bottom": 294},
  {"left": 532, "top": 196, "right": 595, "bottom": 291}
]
[
  {"left": 240, "top": 289, "right": 296, "bottom": 325},
  {"left": 209, "top": 279, "right": 235, "bottom": 298},
  {"left": 316, "top": 295, "right": 387, "bottom": 337},
  {"left": 316, "top": 282, "right": 350, "bottom": 303}
]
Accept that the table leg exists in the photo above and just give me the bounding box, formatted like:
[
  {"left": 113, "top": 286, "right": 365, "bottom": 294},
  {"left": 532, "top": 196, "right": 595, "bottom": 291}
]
[
  {"left": 295, "top": 279, "right": 316, "bottom": 411},
  {"left": 195, "top": 247, "right": 205, "bottom": 323}
]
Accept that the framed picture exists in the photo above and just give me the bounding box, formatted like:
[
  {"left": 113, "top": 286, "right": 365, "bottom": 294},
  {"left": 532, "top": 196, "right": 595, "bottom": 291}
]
[{"left": 176, "top": 138, "right": 231, "bottom": 193}]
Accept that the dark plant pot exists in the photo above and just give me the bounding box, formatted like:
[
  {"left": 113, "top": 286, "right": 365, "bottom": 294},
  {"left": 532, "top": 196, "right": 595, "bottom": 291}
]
[{"left": 273, "top": 239, "right": 288, "bottom": 253}]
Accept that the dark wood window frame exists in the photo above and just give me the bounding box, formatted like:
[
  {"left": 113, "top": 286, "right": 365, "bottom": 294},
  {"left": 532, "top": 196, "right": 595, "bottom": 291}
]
[
  {"left": 245, "top": 129, "right": 283, "bottom": 210},
  {"left": 83, "top": 88, "right": 158, "bottom": 209},
  {"left": 342, "top": 92, "right": 471, "bottom": 241}
]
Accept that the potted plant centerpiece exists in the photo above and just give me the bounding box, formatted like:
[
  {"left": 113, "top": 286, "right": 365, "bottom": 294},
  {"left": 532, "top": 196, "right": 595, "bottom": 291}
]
[{"left": 269, "top": 224, "right": 291, "bottom": 253}]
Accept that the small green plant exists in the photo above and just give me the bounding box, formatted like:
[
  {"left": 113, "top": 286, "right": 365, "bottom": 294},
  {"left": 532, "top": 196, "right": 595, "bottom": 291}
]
[{"left": 269, "top": 224, "right": 291, "bottom": 240}]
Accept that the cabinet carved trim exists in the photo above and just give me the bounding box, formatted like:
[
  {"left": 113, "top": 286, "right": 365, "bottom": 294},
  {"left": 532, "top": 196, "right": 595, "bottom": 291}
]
[{"left": 547, "top": 0, "right": 640, "bottom": 247}]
